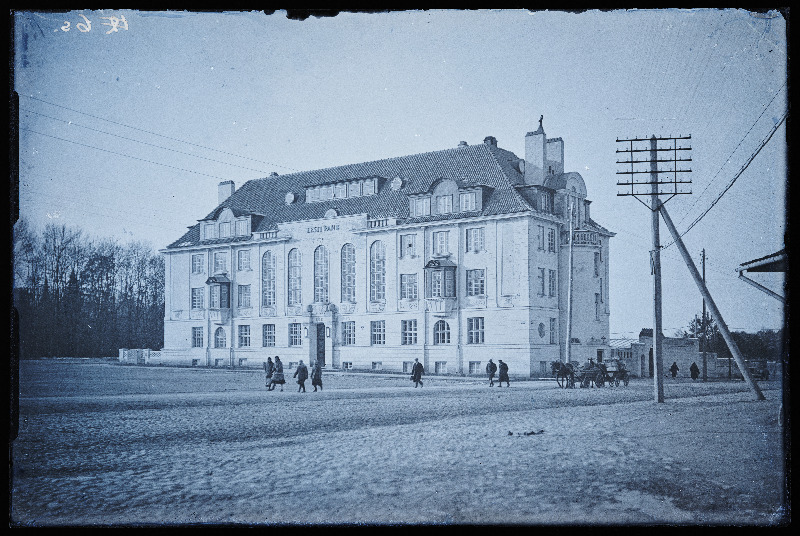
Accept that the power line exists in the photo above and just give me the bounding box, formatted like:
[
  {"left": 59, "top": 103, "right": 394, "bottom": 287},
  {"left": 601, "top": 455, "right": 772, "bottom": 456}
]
[
  {"left": 661, "top": 109, "right": 787, "bottom": 250},
  {"left": 20, "top": 107, "right": 274, "bottom": 175},
  {"left": 21, "top": 93, "right": 299, "bottom": 171},
  {"left": 21, "top": 127, "right": 247, "bottom": 181}
]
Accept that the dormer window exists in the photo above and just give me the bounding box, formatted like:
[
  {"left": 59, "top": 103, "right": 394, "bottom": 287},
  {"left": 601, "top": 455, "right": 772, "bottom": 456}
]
[
  {"left": 219, "top": 222, "right": 231, "bottom": 238},
  {"left": 235, "top": 219, "right": 248, "bottom": 236},
  {"left": 335, "top": 183, "right": 347, "bottom": 199},
  {"left": 459, "top": 191, "right": 477, "bottom": 212},
  {"left": 363, "top": 179, "right": 375, "bottom": 196},
  {"left": 347, "top": 181, "right": 361, "bottom": 198},
  {"left": 411, "top": 197, "right": 431, "bottom": 217},
  {"left": 436, "top": 195, "right": 453, "bottom": 215},
  {"left": 204, "top": 223, "right": 216, "bottom": 240}
]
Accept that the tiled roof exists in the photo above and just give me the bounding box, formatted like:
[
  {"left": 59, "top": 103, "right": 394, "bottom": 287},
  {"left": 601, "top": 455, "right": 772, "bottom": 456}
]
[{"left": 168, "top": 143, "right": 537, "bottom": 249}]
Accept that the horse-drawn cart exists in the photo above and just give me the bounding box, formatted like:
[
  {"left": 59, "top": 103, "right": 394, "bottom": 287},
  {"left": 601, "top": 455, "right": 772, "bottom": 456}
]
[{"left": 551, "top": 359, "right": 629, "bottom": 389}]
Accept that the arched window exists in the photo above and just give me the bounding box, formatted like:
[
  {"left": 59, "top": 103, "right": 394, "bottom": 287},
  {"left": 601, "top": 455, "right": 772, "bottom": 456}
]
[
  {"left": 261, "top": 251, "right": 276, "bottom": 307},
  {"left": 314, "top": 245, "right": 329, "bottom": 303},
  {"left": 433, "top": 320, "right": 450, "bottom": 345},
  {"left": 214, "top": 327, "right": 226, "bottom": 348},
  {"left": 370, "top": 240, "right": 386, "bottom": 302},
  {"left": 341, "top": 243, "right": 356, "bottom": 303},
  {"left": 288, "top": 248, "right": 302, "bottom": 306}
]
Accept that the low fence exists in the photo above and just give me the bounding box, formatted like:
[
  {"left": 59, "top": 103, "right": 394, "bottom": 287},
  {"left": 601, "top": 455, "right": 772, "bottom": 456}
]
[{"left": 118, "top": 348, "right": 162, "bottom": 365}]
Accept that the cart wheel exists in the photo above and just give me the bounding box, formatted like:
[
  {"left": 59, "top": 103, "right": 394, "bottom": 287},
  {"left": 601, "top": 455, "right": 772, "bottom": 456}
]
[
  {"left": 623, "top": 376, "right": 629, "bottom": 386},
  {"left": 614, "top": 378, "right": 620, "bottom": 387}
]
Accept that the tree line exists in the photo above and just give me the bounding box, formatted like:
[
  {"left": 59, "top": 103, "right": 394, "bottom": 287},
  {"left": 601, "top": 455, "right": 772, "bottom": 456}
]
[
  {"left": 13, "top": 220, "right": 164, "bottom": 358},
  {"left": 677, "top": 312, "right": 784, "bottom": 363}
]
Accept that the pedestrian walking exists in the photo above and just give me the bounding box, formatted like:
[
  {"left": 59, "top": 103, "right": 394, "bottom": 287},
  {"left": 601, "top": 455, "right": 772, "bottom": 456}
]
[
  {"left": 264, "top": 357, "right": 274, "bottom": 389},
  {"left": 669, "top": 361, "right": 679, "bottom": 378},
  {"left": 411, "top": 358, "right": 424, "bottom": 388},
  {"left": 270, "top": 356, "right": 286, "bottom": 391},
  {"left": 486, "top": 359, "right": 497, "bottom": 387},
  {"left": 498, "top": 359, "right": 510, "bottom": 387},
  {"left": 311, "top": 361, "right": 323, "bottom": 392},
  {"left": 294, "top": 360, "right": 309, "bottom": 392},
  {"left": 690, "top": 362, "right": 700, "bottom": 381}
]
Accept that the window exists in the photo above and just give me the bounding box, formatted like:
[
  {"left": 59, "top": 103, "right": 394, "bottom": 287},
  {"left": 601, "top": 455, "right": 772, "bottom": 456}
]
[
  {"left": 401, "top": 319, "right": 418, "bottom": 345},
  {"left": 436, "top": 195, "right": 453, "bottom": 215},
  {"left": 400, "top": 234, "right": 416, "bottom": 258},
  {"left": 342, "top": 361, "right": 353, "bottom": 370},
  {"left": 370, "top": 320, "right": 385, "bottom": 345},
  {"left": 314, "top": 245, "right": 329, "bottom": 303},
  {"left": 466, "top": 227, "right": 485, "bottom": 252},
  {"left": 288, "top": 249, "right": 302, "bottom": 306},
  {"left": 321, "top": 184, "right": 333, "bottom": 200},
  {"left": 237, "top": 249, "right": 251, "bottom": 271},
  {"left": 540, "top": 192, "right": 551, "bottom": 213},
  {"left": 262, "top": 324, "right": 275, "bottom": 347},
  {"left": 433, "top": 320, "right": 450, "bottom": 345},
  {"left": 210, "top": 284, "right": 230, "bottom": 308},
  {"left": 430, "top": 269, "right": 455, "bottom": 298},
  {"left": 237, "top": 284, "right": 251, "bottom": 308},
  {"left": 403, "top": 361, "right": 414, "bottom": 373},
  {"left": 599, "top": 278, "right": 603, "bottom": 303},
  {"left": 469, "top": 361, "right": 482, "bottom": 374},
  {"left": 335, "top": 183, "right": 347, "bottom": 199},
  {"left": 435, "top": 361, "right": 447, "bottom": 374},
  {"left": 537, "top": 225, "right": 545, "bottom": 250},
  {"left": 191, "top": 254, "right": 204, "bottom": 274},
  {"left": 548, "top": 228, "right": 556, "bottom": 252},
  {"left": 261, "top": 251, "right": 276, "bottom": 307},
  {"left": 204, "top": 223, "right": 216, "bottom": 240},
  {"left": 460, "top": 191, "right": 477, "bottom": 212},
  {"left": 235, "top": 219, "right": 248, "bottom": 236},
  {"left": 400, "top": 274, "right": 418, "bottom": 300},
  {"left": 192, "top": 327, "right": 203, "bottom": 348},
  {"left": 363, "top": 179, "right": 376, "bottom": 196},
  {"left": 307, "top": 188, "right": 319, "bottom": 203},
  {"left": 538, "top": 268, "right": 546, "bottom": 296},
  {"left": 370, "top": 241, "right": 386, "bottom": 302},
  {"left": 214, "top": 327, "right": 226, "bottom": 348},
  {"left": 372, "top": 361, "right": 382, "bottom": 370},
  {"left": 213, "top": 252, "right": 227, "bottom": 273},
  {"left": 191, "top": 287, "right": 204, "bottom": 309},
  {"left": 595, "top": 293, "right": 601, "bottom": 320},
  {"left": 549, "top": 269, "right": 557, "bottom": 297},
  {"left": 594, "top": 252, "right": 601, "bottom": 277},
  {"left": 238, "top": 325, "right": 251, "bottom": 347},
  {"left": 342, "top": 321, "right": 356, "bottom": 345},
  {"left": 219, "top": 222, "right": 231, "bottom": 238},
  {"left": 289, "top": 323, "right": 302, "bottom": 346},
  {"left": 347, "top": 181, "right": 361, "bottom": 198},
  {"left": 466, "top": 269, "right": 485, "bottom": 297},
  {"left": 412, "top": 197, "right": 431, "bottom": 217},
  {"left": 467, "top": 317, "right": 485, "bottom": 344},
  {"left": 341, "top": 244, "right": 356, "bottom": 303},
  {"left": 433, "top": 231, "right": 449, "bottom": 255}
]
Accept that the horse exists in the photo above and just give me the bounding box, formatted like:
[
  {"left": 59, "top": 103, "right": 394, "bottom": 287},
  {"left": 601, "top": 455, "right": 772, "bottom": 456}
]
[{"left": 551, "top": 361, "right": 575, "bottom": 389}]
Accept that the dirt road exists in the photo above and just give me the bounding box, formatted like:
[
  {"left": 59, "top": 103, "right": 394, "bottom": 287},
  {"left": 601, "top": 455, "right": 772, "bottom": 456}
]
[{"left": 11, "top": 360, "right": 787, "bottom": 526}]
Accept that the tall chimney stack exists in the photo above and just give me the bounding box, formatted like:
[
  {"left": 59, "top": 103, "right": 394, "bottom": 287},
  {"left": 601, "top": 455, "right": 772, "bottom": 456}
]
[
  {"left": 218, "top": 180, "right": 235, "bottom": 205},
  {"left": 524, "top": 115, "right": 546, "bottom": 186}
]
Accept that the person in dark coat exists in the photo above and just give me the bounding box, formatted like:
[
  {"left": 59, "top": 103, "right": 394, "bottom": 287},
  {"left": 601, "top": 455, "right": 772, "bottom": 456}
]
[
  {"left": 270, "top": 356, "right": 286, "bottom": 391},
  {"left": 486, "top": 359, "right": 497, "bottom": 387},
  {"left": 311, "top": 361, "right": 323, "bottom": 392},
  {"left": 264, "top": 357, "right": 274, "bottom": 389},
  {"left": 669, "top": 361, "right": 679, "bottom": 378},
  {"left": 294, "top": 360, "right": 309, "bottom": 393},
  {"left": 689, "top": 362, "right": 700, "bottom": 381},
  {"left": 411, "top": 358, "right": 424, "bottom": 388},
  {"left": 498, "top": 360, "right": 510, "bottom": 387}
]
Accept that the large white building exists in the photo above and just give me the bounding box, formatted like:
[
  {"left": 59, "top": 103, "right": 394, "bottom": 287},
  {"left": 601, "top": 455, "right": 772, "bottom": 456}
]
[{"left": 158, "top": 121, "right": 614, "bottom": 377}]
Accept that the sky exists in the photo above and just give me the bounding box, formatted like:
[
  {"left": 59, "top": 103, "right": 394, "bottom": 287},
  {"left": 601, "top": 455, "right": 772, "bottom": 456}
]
[{"left": 12, "top": 9, "right": 788, "bottom": 339}]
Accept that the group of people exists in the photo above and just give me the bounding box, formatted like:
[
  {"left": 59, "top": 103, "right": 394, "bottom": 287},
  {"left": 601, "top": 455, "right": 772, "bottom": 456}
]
[
  {"left": 669, "top": 361, "right": 702, "bottom": 380},
  {"left": 264, "top": 356, "right": 324, "bottom": 393},
  {"left": 485, "top": 359, "right": 510, "bottom": 387}
]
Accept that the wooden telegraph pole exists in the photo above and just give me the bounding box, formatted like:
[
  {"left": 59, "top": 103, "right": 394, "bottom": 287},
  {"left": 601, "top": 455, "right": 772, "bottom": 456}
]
[{"left": 701, "top": 248, "right": 707, "bottom": 382}]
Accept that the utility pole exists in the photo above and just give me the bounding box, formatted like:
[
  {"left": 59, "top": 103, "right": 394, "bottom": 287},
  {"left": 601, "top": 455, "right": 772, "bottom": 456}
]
[
  {"left": 565, "top": 197, "right": 575, "bottom": 364},
  {"left": 616, "top": 134, "right": 692, "bottom": 403},
  {"left": 701, "top": 249, "right": 707, "bottom": 381}
]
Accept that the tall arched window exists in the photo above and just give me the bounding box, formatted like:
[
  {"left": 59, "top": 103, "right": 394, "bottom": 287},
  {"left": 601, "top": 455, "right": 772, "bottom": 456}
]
[
  {"left": 341, "top": 243, "right": 356, "bottom": 303},
  {"left": 214, "top": 327, "right": 226, "bottom": 348},
  {"left": 288, "top": 248, "right": 302, "bottom": 306},
  {"left": 370, "top": 240, "right": 386, "bottom": 302},
  {"left": 434, "top": 320, "right": 450, "bottom": 345},
  {"left": 261, "top": 251, "right": 276, "bottom": 307},
  {"left": 314, "top": 245, "right": 329, "bottom": 303}
]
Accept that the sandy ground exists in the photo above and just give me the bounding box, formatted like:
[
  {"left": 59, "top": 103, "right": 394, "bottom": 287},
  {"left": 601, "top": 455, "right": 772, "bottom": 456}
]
[{"left": 10, "top": 359, "right": 788, "bottom": 526}]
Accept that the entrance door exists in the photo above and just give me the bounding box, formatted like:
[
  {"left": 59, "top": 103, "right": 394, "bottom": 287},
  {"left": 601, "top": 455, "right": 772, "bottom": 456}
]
[{"left": 316, "top": 322, "right": 326, "bottom": 367}]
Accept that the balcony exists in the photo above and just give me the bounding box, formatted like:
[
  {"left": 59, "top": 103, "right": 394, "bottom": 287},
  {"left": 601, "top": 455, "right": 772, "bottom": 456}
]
[
  {"left": 425, "top": 297, "right": 457, "bottom": 316},
  {"left": 367, "top": 218, "right": 396, "bottom": 228},
  {"left": 209, "top": 308, "right": 231, "bottom": 324},
  {"left": 563, "top": 230, "right": 599, "bottom": 246}
]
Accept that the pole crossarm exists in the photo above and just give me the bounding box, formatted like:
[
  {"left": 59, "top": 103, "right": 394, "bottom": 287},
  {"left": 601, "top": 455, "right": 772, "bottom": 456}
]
[
  {"left": 616, "top": 147, "right": 692, "bottom": 153},
  {"left": 616, "top": 170, "right": 693, "bottom": 175},
  {"left": 616, "top": 135, "right": 692, "bottom": 142},
  {"left": 617, "top": 158, "right": 693, "bottom": 164}
]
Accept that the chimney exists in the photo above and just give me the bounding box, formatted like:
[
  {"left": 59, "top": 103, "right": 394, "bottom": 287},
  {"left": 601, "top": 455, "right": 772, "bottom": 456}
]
[
  {"left": 457, "top": 141, "right": 468, "bottom": 148},
  {"left": 269, "top": 172, "right": 279, "bottom": 177},
  {"left": 524, "top": 116, "right": 546, "bottom": 185},
  {"left": 218, "top": 180, "right": 235, "bottom": 205},
  {"left": 483, "top": 136, "right": 497, "bottom": 147},
  {"left": 546, "top": 137, "right": 564, "bottom": 176}
]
